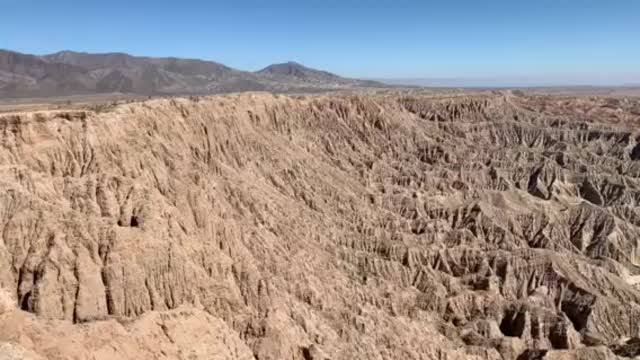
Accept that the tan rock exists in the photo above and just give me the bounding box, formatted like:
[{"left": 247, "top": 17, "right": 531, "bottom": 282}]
[{"left": 0, "top": 92, "right": 638, "bottom": 359}]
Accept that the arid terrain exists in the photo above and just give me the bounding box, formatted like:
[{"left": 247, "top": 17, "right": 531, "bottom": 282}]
[
  {"left": 1, "top": 90, "right": 640, "bottom": 359},
  {"left": 0, "top": 49, "right": 384, "bottom": 98}
]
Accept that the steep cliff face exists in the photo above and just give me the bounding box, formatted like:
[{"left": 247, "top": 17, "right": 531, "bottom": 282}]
[{"left": 0, "top": 92, "right": 639, "bottom": 359}]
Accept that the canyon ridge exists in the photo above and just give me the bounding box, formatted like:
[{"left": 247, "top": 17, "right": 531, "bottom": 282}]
[{"left": 0, "top": 91, "right": 640, "bottom": 359}]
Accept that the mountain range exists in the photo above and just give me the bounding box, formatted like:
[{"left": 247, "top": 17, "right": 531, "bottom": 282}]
[{"left": 0, "top": 49, "right": 383, "bottom": 98}]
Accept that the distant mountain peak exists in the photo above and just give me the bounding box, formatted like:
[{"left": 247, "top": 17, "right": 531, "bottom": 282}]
[
  {"left": 0, "top": 49, "right": 385, "bottom": 98},
  {"left": 257, "top": 62, "right": 336, "bottom": 78}
]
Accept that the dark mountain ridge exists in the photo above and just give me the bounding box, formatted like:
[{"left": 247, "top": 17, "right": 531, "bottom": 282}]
[
  {"left": 0, "top": 49, "right": 385, "bottom": 98},
  {"left": 257, "top": 61, "right": 381, "bottom": 88}
]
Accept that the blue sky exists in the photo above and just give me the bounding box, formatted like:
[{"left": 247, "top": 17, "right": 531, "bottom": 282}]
[{"left": 1, "top": 0, "right": 639, "bottom": 84}]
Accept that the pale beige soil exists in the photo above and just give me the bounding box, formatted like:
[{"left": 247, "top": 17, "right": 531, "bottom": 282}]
[{"left": 0, "top": 92, "right": 639, "bottom": 359}]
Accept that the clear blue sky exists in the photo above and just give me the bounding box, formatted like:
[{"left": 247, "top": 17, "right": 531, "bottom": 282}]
[{"left": 2, "top": 0, "right": 639, "bottom": 84}]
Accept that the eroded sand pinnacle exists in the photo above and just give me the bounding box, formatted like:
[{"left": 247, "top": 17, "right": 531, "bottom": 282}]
[{"left": 0, "top": 92, "right": 639, "bottom": 359}]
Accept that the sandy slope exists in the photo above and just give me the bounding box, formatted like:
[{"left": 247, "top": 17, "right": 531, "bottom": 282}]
[{"left": 0, "top": 92, "right": 639, "bottom": 359}]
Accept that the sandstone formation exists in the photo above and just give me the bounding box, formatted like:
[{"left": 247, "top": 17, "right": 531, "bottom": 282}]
[{"left": 0, "top": 92, "right": 639, "bottom": 359}]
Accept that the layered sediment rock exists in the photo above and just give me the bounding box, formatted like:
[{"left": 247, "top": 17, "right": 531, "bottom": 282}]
[{"left": 0, "top": 92, "right": 639, "bottom": 359}]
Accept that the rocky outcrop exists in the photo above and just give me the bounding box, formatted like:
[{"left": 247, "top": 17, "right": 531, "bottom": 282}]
[{"left": 0, "top": 92, "right": 639, "bottom": 359}]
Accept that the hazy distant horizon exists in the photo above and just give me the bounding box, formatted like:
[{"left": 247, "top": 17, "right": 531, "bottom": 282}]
[
  {"left": 5, "top": 47, "right": 639, "bottom": 89},
  {"left": 375, "top": 77, "right": 640, "bottom": 88},
  {"left": 2, "top": 0, "right": 639, "bottom": 82}
]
